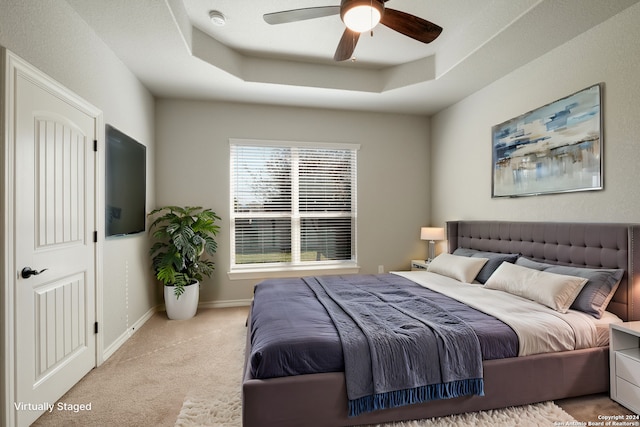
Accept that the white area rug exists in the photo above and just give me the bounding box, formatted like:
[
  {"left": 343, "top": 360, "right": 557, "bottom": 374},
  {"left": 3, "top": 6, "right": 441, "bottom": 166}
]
[
  {"left": 175, "top": 395, "right": 576, "bottom": 427},
  {"left": 175, "top": 391, "right": 241, "bottom": 427}
]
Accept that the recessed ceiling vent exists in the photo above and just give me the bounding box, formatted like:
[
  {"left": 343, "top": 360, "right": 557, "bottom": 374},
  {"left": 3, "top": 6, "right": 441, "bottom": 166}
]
[{"left": 209, "top": 10, "right": 226, "bottom": 26}]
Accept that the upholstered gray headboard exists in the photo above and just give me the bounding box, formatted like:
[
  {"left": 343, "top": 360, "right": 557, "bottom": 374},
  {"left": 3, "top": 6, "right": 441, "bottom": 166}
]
[{"left": 447, "top": 220, "right": 640, "bottom": 322}]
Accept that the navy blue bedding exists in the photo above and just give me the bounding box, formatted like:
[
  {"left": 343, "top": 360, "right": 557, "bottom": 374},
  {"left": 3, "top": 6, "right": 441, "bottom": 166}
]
[{"left": 249, "top": 274, "right": 518, "bottom": 380}]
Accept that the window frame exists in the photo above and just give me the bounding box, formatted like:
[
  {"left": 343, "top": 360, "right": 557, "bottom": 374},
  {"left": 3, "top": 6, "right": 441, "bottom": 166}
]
[{"left": 228, "top": 139, "right": 360, "bottom": 280}]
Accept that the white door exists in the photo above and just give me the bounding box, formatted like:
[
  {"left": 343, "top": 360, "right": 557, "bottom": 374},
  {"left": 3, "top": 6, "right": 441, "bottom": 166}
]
[{"left": 12, "top": 56, "right": 98, "bottom": 426}]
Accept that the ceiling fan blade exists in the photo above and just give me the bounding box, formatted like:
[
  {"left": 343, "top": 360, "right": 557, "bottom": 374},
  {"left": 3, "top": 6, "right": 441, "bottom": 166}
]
[
  {"left": 381, "top": 8, "right": 443, "bottom": 43},
  {"left": 264, "top": 6, "right": 340, "bottom": 25},
  {"left": 334, "top": 28, "right": 360, "bottom": 61}
]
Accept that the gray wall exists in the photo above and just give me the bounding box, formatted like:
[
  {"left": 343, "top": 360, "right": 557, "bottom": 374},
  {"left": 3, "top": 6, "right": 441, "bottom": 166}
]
[
  {"left": 155, "top": 100, "right": 431, "bottom": 303},
  {"left": 430, "top": 2, "right": 640, "bottom": 242}
]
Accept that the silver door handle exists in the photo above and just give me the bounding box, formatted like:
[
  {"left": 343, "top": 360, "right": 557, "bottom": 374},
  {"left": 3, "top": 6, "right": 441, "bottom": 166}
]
[{"left": 21, "top": 267, "right": 48, "bottom": 279}]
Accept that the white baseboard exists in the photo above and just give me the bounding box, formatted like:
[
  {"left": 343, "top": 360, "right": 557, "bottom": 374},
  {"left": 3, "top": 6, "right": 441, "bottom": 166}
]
[
  {"left": 198, "top": 299, "right": 252, "bottom": 309},
  {"left": 102, "top": 306, "right": 159, "bottom": 361}
]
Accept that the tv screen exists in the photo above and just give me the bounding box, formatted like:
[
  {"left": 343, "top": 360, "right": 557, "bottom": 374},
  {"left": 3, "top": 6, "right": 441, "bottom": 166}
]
[{"left": 106, "top": 125, "right": 146, "bottom": 237}]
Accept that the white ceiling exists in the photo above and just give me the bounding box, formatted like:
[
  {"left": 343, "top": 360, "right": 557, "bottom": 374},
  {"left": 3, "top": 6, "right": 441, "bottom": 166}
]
[{"left": 65, "top": 0, "right": 639, "bottom": 115}]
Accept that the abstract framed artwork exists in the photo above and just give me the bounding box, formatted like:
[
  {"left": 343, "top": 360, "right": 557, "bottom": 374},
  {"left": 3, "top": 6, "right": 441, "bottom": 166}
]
[{"left": 491, "top": 84, "right": 603, "bottom": 198}]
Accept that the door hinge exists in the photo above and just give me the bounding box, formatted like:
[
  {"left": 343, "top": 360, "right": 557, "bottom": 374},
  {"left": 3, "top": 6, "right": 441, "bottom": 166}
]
[
  {"left": 93, "top": 231, "right": 98, "bottom": 242},
  {"left": 93, "top": 139, "right": 98, "bottom": 152},
  {"left": 94, "top": 322, "right": 99, "bottom": 334}
]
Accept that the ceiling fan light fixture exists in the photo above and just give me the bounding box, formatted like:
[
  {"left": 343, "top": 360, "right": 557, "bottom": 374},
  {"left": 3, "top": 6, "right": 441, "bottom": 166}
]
[{"left": 342, "top": 0, "right": 383, "bottom": 33}]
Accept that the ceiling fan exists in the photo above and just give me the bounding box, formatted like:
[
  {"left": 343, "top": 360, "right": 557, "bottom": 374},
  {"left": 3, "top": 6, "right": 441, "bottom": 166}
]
[{"left": 263, "top": 0, "right": 443, "bottom": 61}]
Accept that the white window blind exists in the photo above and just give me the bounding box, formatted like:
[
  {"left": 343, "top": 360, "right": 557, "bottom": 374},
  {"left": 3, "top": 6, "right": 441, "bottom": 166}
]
[{"left": 230, "top": 140, "right": 358, "bottom": 270}]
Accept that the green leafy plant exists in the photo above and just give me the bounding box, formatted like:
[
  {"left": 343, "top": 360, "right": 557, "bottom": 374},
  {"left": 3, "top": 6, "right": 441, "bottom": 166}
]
[{"left": 148, "top": 206, "right": 220, "bottom": 298}]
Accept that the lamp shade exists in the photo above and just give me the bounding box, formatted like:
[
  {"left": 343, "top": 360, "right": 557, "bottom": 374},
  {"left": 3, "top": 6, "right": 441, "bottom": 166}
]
[
  {"left": 343, "top": 6, "right": 381, "bottom": 32},
  {"left": 341, "top": 0, "right": 384, "bottom": 33},
  {"left": 420, "top": 227, "right": 445, "bottom": 241}
]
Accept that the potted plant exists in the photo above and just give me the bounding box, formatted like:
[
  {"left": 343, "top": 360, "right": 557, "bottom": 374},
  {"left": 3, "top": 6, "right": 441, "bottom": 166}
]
[{"left": 148, "top": 206, "right": 220, "bottom": 320}]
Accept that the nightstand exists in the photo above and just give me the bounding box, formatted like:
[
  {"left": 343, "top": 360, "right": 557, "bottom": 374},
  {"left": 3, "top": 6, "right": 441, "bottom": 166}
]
[
  {"left": 410, "top": 260, "right": 430, "bottom": 271},
  {"left": 610, "top": 322, "right": 640, "bottom": 413}
]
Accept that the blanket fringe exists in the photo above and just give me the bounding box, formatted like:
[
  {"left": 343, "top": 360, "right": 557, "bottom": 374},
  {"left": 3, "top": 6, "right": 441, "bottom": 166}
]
[{"left": 348, "top": 378, "right": 484, "bottom": 417}]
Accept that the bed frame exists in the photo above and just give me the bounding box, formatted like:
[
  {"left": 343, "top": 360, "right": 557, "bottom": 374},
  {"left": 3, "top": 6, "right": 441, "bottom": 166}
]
[{"left": 242, "top": 220, "right": 640, "bottom": 427}]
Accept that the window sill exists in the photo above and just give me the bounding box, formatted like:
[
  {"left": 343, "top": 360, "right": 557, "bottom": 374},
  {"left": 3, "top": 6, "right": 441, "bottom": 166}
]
[{"left": 227, "top": 263, "right": 361, "bottom": 281}]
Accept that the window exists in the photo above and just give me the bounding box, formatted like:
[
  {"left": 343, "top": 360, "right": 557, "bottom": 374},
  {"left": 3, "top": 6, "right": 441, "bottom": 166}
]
[{"left": 230, "top": 139, "right": 358, "bottom": 273}]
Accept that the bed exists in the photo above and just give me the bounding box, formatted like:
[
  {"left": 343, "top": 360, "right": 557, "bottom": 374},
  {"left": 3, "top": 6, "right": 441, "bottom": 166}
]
[{"left": 242, "top": 220, "right": 640, "bottom": 427}]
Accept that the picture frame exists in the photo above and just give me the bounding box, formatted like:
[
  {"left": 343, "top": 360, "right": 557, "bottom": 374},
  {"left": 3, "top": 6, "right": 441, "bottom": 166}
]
[{"left": 491, "top": 84, "right": 603, "bottom": 198}]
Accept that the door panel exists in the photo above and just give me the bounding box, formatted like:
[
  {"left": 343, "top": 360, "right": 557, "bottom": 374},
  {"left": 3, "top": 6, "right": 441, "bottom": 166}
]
[
  {"left": 35, "top": 117, "right": 86, "bottom": 247},
  {"left": 34, "top": 273, "right": 86, "bottom": 384}
]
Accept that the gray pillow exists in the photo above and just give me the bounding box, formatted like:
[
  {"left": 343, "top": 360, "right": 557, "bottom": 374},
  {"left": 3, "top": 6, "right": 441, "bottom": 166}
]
[
  {"left": 515, "top": 257, "right": 553, "bottom": 271},
  {"left": 515, "top": 257, "right": 623, "bottom": 319},
  {"left": 545, "top": 266, "right": 623, "bottom": 319},
  {"left": 452, "top": 248, "right": 519, "bottom": 284}
]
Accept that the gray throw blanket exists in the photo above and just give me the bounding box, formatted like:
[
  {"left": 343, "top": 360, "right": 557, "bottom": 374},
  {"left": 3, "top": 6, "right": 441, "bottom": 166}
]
[{"left": 303, "top": 274, "right": 484, "bottom": 417}]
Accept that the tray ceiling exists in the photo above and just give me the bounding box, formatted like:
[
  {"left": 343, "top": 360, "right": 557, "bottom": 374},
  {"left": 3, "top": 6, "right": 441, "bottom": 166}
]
[{"left": 64, "top": 0, "right": 640, "bottom": 114}]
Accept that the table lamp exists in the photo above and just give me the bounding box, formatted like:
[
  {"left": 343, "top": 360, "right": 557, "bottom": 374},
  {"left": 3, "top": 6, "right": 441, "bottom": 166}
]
[{"left": 421, "top": 227, "right": 445, "bottom": 262}]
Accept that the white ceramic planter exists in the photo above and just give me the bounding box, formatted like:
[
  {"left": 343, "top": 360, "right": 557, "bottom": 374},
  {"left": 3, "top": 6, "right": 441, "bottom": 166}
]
[{"left": 164, "top": 281, "right": 199, "bottom": 320}]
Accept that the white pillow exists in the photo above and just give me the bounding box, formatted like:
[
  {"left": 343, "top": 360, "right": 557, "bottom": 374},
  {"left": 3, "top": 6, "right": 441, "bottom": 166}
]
[
  {"left": 484, "top": 262, "right": 588, "bottom": 313},
  {"left": 427, "top": 253, "right": 488, "bottom": 283}
]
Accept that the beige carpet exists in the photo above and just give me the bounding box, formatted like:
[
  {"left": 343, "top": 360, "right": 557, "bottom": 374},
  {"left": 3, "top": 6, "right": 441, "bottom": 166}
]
[
  {"left": 33, "top": 307, "right": 633, "bottom": 426},
  {"left": 33, "top": 307, "right": 248, "bottom": 427}
]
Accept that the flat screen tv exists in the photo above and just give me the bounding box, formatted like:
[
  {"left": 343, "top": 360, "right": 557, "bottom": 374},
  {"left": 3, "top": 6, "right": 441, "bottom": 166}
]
[{"left": 106, "top": 125, "right": 146, "bottom": 237}]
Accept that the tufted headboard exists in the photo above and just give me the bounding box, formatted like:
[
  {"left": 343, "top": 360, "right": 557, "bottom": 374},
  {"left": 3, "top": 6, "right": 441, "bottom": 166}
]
[{"left": 446, "top": 220, "right": 640, "bottom": 322}]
